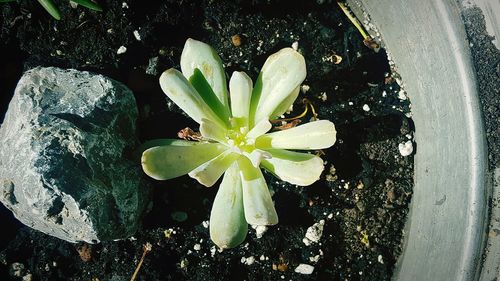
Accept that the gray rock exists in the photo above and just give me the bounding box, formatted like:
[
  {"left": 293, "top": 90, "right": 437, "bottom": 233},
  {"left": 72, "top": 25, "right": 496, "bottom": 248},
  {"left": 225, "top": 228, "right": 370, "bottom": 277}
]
[
  {"left": 146, "top": 56, "right": 159, "bottom": 76},
  {"left": 0, "top": 67, "right": 150, "bottom": 243}
]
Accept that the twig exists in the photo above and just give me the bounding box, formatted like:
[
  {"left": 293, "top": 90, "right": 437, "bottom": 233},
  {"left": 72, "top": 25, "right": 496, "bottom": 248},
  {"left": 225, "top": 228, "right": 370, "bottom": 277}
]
[{"left": 130, "top": 242, "right": 153, "bottom": 281}]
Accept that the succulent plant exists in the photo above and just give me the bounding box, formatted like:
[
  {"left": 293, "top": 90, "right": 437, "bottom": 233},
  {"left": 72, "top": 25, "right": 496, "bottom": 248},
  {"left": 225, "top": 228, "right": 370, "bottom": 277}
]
[{"left": 141, "top": 38, "right": 337, "bottom": 249}]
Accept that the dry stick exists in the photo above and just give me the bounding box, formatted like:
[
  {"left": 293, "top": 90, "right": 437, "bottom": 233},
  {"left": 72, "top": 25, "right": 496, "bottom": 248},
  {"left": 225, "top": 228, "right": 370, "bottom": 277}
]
[
  {"left": 271, "top": 99, "right": 318, "bottom": 123},
  {"left": 337, "top": 2, "right": 370, "bottom": 40},
  {"left": 130, "top": 242, "right": 153, "bottom": 281}
]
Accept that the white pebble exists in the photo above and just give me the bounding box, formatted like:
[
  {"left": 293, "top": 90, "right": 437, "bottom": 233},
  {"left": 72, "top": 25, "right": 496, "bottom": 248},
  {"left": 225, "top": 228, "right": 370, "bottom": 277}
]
[
  {"left": 295, "top": 264, "right": 315, "bottom": 274},
  {"left": 202, "top": 220, "right": 209, "bottom": 228},
  {"left": 398, "top": 141, "right": 413, "bottom": 156},
  {"left": 133, "top": 30, "right": 141, "bottom": 41},
  {"left": 193, "top": 244, "right": 201, "bottom": 251},
  {"left": 303, "top": 220, "right": 325, "bottom": 246},
  {"left": 122, "top": 2, "right": 129, "bottom": 9},
  {"left": 398, "top": 90, "right": 407, "bottom": 100},
  {"left": 378, "top": 255, "right": 384, "bottom": 264},
  {"left": 255, "top": 225, "right": 268, "bottom": 239},
  {"left": 292, "top": 41, "right": 299, "bottom": 51},
  {"left": 117, "top": 46, "right": 127, "bottom": 55},
  {"left": 348, "top": 101, "right": 354, "bottom": 106},
  {"left": 320, "top": 92, "right": 327, "bottom": 101},
  {"left": 301, "top": 84, "right": 310, "bottom": 93},
  {"left": 259, "top": 255, "right": 266, "bottom": 261},
  {"left": 180, "top": 259, "right": 188, "bottom": 269},
  {"left": 309, "top": 254, "right": 321, "bottom": 263},
  {"left": 362, "top": 104, "right": 370, "bottom": 111},
  {"left": 245, "top": 256, "right": 255, "bottom": 265}
]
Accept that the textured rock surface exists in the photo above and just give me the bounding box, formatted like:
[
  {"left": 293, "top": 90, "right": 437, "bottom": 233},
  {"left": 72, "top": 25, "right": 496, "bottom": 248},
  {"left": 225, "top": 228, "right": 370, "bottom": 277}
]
[{"left": 0, "top": 67, "right": 150, "bottom": 243}]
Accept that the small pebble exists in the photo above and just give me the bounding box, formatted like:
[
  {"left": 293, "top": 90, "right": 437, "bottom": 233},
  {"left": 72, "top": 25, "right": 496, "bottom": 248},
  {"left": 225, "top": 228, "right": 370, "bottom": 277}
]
[
  {"left": 254, "top": 225, "right": 268, "bottom": 239},
  {"left": 398, "top": 90, "right": 407, "bottom": 100},
  {"left": 9, "top": 262, "right": 25, "bottom": 277},
  {"left": 320, "top": 92, "right": 327, "bottom": 101},
  {"left": 362, "top": 104, "right": 370, "bottom": 111},
  {"left": 294, "top": 264, "right": 315, "bottom": 274},
  {"left": 292, "top": 41, "right": 299, "bottom": 51},
  {"left": 77, "top": 244, "right": 92, "bottom": 262},
  {"left": 303, "top": 220, "right": 325, "bottom": 246},
  {"left": 116, "top": 46, "right": 127, "bottom": 55},
  {"left": 231, "top": 35, "right": 242, "bottom": 47},
  {"left": 193, "top": 244, "right": 201, "bottom": 251},
  {"left": 301, "top": 84, "right": 310, "bottom": 93},
  {"left": 133, "top": 30, "right": 141, "bottom": 41},
  {"left": 202, "top": 220, "right": 209, "bottom": 228},
  {"left": 245, "top": 256, "right": 255, "bottom": 265},
  {"left": 398, "top": 141, "right": 413, "bottom": 156}
]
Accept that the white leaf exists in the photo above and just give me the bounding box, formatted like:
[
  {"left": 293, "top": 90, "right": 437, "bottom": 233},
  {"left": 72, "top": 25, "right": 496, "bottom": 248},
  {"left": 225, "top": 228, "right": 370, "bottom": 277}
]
[
  {"left": 189, "top": 151, "right": 240, "bottom": 187},
  {"left": 238, "top": 158, "right": 278, "bottom": 225},
  {"left": 270, "top": 86, "right": 300, "bottom": 119},
  {"left": 246, "top": 119, "right": 272, "bottom": 139},
  {"left": 261, "top": 149, "right": 324, "bottom": 186},
  {"left": 181, "top": 38, "right": 229, "bottom": 107},
  {"left": 210, "top": 163, "right": 248, "bottom": 249},
  {"left": 142, "top": 142, "right": 227, "bottom": 180},
  {"left": 250, "top": 48, "right": 306, "bottom": 125},
  {"left": 256, "top": 120, "right": 336, "bottom": 150},
  {"left": 200, "top": 118, "right": 228, "bottom": 144},
  {"left": 229, "top": 71, "right": 252, "bottom": 126},
  {"left": 159, "top": 68, "right": 225, "bottom": 127}
]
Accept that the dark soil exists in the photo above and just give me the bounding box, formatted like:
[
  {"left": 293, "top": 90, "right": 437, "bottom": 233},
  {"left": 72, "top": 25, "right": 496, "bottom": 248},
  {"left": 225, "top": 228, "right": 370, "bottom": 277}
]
[
  {"left": 461, "top": 6, "right": 500, "bottom": 170},
  {"left": 460, "top": 5, "right": 500, "bottom": 278},
  {"left": 0, "top": 1, "right": 414, "bottom": 280}
]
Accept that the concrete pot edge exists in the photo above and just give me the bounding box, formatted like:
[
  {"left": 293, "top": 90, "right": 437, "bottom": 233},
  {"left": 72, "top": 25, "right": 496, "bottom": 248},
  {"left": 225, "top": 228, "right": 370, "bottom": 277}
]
[{"left": 346, "top": 0, "right": 489, "bottom": 280}]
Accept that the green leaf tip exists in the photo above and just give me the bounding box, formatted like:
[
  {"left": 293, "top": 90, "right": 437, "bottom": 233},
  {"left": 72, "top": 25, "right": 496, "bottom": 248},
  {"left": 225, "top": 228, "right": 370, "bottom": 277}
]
[
  {"left": 71, "top": 0, "right": 103, "bottom": 12},
  {"left": 38, "top": 0, "right": 61, "bottom": 20}
]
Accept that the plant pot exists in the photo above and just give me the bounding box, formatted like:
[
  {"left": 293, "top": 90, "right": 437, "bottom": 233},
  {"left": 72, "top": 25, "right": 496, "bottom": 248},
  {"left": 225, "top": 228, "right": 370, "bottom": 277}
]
[{"left": 347, "top": 0, "right": 489, "bottom": 280}]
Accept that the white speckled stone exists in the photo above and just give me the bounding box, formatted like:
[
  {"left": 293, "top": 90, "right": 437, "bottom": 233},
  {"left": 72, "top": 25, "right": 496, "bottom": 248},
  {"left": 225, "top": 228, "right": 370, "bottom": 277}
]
[{"left": 0, "top": 67, "right": 150, "bottom": 243}]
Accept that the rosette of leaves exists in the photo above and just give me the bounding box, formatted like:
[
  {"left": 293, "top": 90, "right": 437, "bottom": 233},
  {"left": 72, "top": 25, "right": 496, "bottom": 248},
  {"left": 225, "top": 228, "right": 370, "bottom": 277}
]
[{"left": 142, "top": 38, "right": 337, "bottom": 249}]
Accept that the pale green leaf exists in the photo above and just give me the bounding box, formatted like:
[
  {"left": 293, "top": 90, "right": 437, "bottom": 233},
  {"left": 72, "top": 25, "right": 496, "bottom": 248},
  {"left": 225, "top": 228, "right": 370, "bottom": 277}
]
[
  {"left": 135, "top": 139, "right": 201, "bottom": 161},
  {"left": 188, "top": 151, "right": 240, "bottom": 187},
  {"left": 200, "top": 118, "right": 228, "bottom": 144},
  {"left": 246, "top": 119, "right": 271, "bottom": 139},
  {"left": 189, "top": 69, "right": 230, "bottom": 125},
  {"left": 243, "top": 149, "right": 271, "bottom": 168},
  {"left": 210, "top": 163, "right": 248, "bottom": 249},
  {"left": 229, "top": 71, "right": 252, "bottom": 126},
  {"left": 181, "top": 38, "right": 229, "bottom": 108},
  {"left": 256, "top": 120, "right": 336, "bottom": 150},
  {"left": 261, "top": 149, "right": 325, "bottom": 186},
  {"left": 270, "top": 86, "right": 300, "bottom": 119},
  {"left": 141, "top": 142, "right": 227, "bottom": 180},
  {"left": 249, "top": 48, "right": 306, "bottom": 126},
  {"left": 238, "top": 158, "right": 278, "bottom": 225},
  {"left": 159, "top": 68, "right": 226, "bottom": 127}
]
